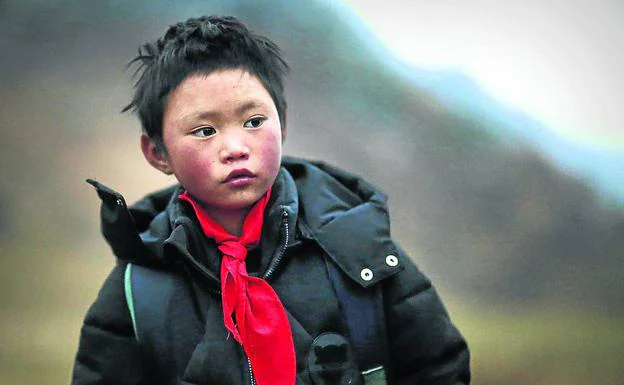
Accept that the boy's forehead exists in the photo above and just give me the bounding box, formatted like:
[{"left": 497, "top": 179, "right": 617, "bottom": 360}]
[
  {"left": 172, "top": 70, "right": 271, "bottom": 101},
  {"left": 164, "top": 70, "right": 277, "bottom": 121}
]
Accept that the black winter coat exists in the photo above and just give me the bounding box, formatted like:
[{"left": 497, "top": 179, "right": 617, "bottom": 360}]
[{"left": 72, "top": 157, "right": 470, "bottom": 385}]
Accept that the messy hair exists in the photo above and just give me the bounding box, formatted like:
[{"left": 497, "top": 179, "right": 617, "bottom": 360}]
[{"left": 123, "top": 15, "right": 289, "bottom": 151}]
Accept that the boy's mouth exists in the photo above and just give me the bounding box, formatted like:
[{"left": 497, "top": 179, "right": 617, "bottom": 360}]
[{"left": 223, "top": 168, "right": 256, "bottom": 184}]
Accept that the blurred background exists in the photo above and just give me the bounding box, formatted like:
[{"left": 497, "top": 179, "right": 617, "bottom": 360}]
[{"left": 1, "top": 1, "right": 622, "bottom": 384}]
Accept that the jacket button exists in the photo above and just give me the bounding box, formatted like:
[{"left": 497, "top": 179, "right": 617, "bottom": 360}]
[
  {"left": 385, "top": 254, "right": 399, "bottom": 267},
  {"left": 360, "top": 268, "right": 373, "bottom": 281}
]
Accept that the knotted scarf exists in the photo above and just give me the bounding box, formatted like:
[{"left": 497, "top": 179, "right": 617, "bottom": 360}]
[{"left": 179, "top": 190, "right": 296, "bottom": 385}]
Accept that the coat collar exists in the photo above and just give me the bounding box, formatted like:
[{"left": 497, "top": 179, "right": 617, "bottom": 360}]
[
  {"left": 282, "top": 158, "right": 403, "bottom": 287},
  {"left": 89, "top": 157, "right": 404, "bottom": 287},
  {"left": 87, "top": 165, "right": 301, "bottom": 272}
]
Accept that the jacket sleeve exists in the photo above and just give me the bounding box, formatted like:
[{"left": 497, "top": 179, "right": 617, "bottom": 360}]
[
  {"left": 383, "top": 247, "right": 471, "bottom": 385},
  {"left": 71, "top": 263, "right": 149, "bottom": 385}
]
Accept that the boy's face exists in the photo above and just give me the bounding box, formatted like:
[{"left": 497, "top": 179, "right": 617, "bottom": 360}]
[{"left": 145, "top": 69, "right": 282, "bottom": 216}]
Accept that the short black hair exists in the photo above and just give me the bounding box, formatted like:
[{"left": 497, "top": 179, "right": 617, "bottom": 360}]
[{"left": 123, "top": 15, "right": 289, "bottom": 151}]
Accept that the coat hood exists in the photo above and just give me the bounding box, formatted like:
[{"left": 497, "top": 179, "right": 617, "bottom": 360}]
[
  {"left": 88, "top": 156, "right": 402, "bottom": 286},
  {"left": 86, "top": 178, "right": 179, "bottom": 268},
  {"left": 282, "top": 157, "right": 402, "bottom": 287}
]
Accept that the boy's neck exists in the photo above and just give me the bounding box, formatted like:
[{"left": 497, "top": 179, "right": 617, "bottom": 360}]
[{"left": 205, "top": 207, "right": 250, "bottom": 237}]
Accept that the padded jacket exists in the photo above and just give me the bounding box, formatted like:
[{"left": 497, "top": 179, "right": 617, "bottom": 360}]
[{"left": 71, "top": 156, "right": 470, "bottom": 385}]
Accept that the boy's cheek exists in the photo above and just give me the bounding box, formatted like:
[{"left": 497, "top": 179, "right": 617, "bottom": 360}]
[
  {"left": 263, "top": 126, "right": 283, "bottom": 154},
  {"left": 261, "top": 140, "right": 282, "bottom": 165},
  {"left": 176, "top": 159, "right": 219, "bottom": 188}
]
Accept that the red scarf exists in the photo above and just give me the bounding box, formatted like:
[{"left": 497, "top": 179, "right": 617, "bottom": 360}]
[{"left": 179, "top": 190, "right": 296, "bottom": 385}]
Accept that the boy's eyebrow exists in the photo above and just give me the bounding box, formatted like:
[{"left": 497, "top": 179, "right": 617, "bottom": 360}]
[
  {"left": 182, "top": 100, "right": 265, "bottom": 124},
  {"left": 235, "top": 100, "right": 263, "bottom": 116}
]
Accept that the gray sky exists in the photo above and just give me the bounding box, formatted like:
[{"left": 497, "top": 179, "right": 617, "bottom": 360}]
[{"left": 343, "top": 0, "right": 624, "bottom": 149}]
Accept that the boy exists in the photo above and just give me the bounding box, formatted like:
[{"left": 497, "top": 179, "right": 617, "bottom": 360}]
[{"left": 72, "top": 15, "right": 470, "bottom": 385}]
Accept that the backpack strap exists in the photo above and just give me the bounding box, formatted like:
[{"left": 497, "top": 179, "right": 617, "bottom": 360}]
[
  {"left": 124, "top": 263, "right": 176, "bottom": 351},
  {"left": 325, "top": 259, "right": 390, "bottom": 385},
  {"left": 123, "top": 263, "right": 139, "bottom": 339}
]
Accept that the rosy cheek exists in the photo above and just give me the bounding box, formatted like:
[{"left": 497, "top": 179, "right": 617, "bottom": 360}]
[
  {"left": 184, "top": 159, "right": 208, "bottom": 178},
  {"left": 260, "top": 128, "right": 282, "bottom": 157},
  {"left": 174, "top": 144, "right": 216, "bottom": 182}
]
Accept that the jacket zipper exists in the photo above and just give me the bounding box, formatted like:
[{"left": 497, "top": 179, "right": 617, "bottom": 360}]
[
  {"left": 182, "top": 208, "right": 290, "bottom": 385},
  {"left": 248, "top": 208, "right": 288, "bottom": 385},
  {"left": 182, "top": 208, "right": 289, "bottom": 285},
  {"left": 263, "top": 209, "right": 289, "bottom": 280},
  {"left": 247, "top": 356, "right": 256, "bottom": 385}
]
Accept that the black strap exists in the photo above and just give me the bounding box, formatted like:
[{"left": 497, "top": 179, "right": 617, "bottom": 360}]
[
  {"left": 125, "top": 263, "right": 175, "bottom": 355},
  {"left": 325, "top": 258, "right": 389, "bottom": 379}
]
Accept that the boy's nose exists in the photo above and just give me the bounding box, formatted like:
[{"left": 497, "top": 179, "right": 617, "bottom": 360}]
[{"left": 219, "top": 134, "right": 250, "bottom": 163}]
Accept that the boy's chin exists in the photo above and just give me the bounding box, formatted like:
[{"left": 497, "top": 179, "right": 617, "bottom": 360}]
[{"left": 197, "top": 192, "right": 268, "bottom": 213}]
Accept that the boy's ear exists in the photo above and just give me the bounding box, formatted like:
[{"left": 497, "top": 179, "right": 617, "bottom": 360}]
[{"left": 140, "top": 134, "right": 173, "bottom": 175}]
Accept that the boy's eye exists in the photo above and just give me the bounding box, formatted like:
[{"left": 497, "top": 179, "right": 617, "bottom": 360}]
[
  {"left": 191, "top": 126, "right": 216, "bottom": 137},
  {"left": 243, "top": 117, "right": 265, "bottom": 129}
]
